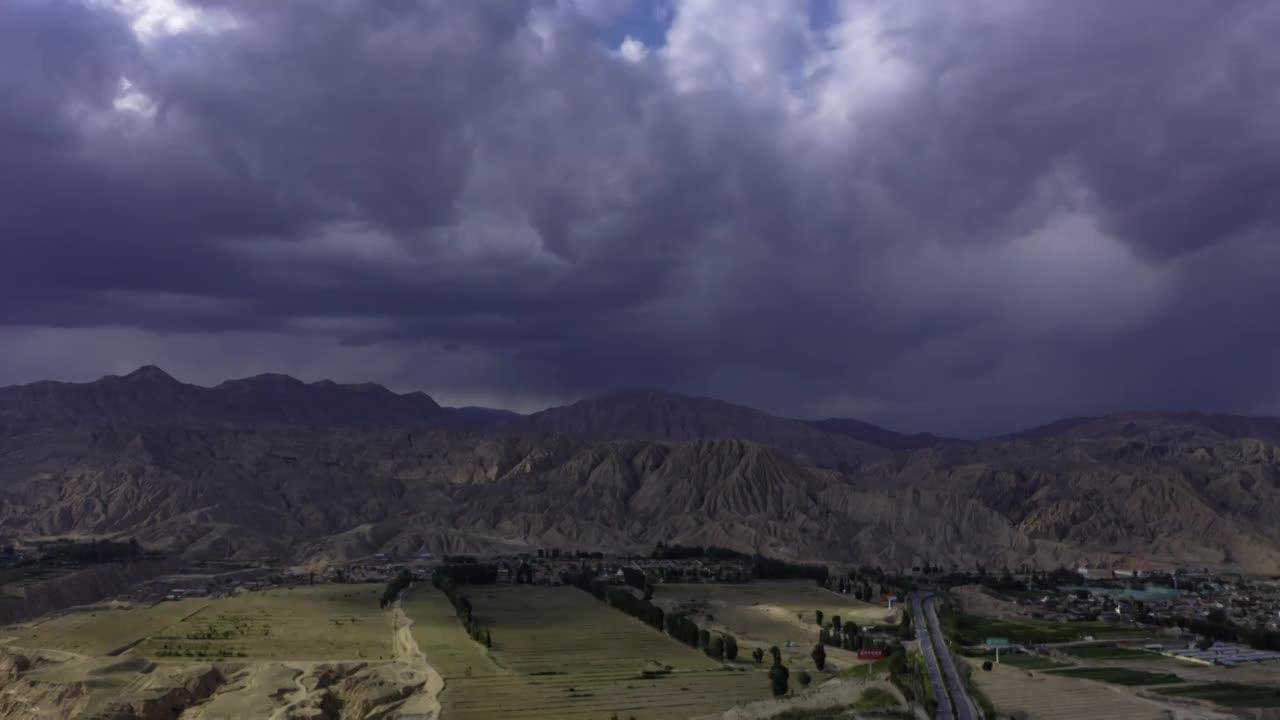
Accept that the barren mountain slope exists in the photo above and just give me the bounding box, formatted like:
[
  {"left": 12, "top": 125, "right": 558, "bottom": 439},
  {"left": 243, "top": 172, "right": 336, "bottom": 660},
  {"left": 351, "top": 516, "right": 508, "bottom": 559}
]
[
  {"left": 0, "top": 366, "right": 445, "bottom": 429},
  {"left": 519, "top": 389, "right": 890, "bottom": 470},
  {"left": 4, "top": 370, "right": 1280, "bottom": 572}
]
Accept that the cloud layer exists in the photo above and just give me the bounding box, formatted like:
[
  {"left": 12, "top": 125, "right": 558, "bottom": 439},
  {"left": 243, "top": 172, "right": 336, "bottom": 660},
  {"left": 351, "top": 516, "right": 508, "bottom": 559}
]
[{"left": 3, "top": 0, "right": 1279, "bottom": 435}]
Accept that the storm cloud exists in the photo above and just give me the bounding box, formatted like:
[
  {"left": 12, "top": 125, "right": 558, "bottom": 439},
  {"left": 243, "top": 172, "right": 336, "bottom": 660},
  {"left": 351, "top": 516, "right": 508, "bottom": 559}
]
[{"left": 2, "top": 0, "right": 1279, "bottom": 435}]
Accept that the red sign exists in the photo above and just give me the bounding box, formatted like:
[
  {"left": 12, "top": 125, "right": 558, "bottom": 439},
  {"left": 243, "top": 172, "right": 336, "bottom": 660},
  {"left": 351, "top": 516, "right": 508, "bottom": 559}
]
[{"left": 858, "top": 649, "right": 885, "bottom": 660}]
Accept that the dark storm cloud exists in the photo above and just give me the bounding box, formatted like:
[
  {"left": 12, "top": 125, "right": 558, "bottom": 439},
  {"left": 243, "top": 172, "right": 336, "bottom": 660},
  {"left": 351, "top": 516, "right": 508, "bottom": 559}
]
[{"left": 3, "top": 0, "right": 1280, "bottom": 435}]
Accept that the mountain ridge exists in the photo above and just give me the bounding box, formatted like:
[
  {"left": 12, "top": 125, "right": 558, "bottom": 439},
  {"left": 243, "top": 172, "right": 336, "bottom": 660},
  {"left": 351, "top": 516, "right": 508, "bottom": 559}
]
[{"left": 4, "top": 367, "right": 1280, "bottom": 573}]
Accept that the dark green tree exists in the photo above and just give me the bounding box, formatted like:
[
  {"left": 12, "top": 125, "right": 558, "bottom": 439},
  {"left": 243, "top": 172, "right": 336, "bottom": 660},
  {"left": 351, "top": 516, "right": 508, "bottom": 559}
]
[
  {"left": 832, "top": 616, "right": 841, "bottom": 634},
  {"left": 797, "top": 670, "right": 811, "bottom": 687},
  {"left": 768, "top": 664, "right": 790, "bottom": 697},
  {"left": 814, "top": 610, "right": 824, "bottom": 626},
  {"left": 752, "top": 647, "right": 765, "bottom": 664},
  {"left": 769, "top": 646, "right": 782, "bottom": 667},
  {"left": 723, "top": 634, "right": 739, "bottom": 661},
  {"left": 708, "top": 636, "right": 725, "bottom": 660},
  {"left": 811, "top": 643, "right": 826, "bottom": 671}
]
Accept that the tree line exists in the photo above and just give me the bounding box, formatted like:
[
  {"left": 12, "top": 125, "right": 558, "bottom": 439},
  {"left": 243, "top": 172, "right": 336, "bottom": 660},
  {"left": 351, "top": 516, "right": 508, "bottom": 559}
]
[
  {"left": 751, "top": 555, "right": 828, "bottom": 582},
  {"left": 379, "top": 569, "right": 414, "bottom": 609},
  {"left": 1139, "top": 607, "right": 1280, "bottom": 652},
  {"left": 650, "top": 542, "right": 750, "bottom": 561},
  {"left": 568, "top": 571, "right": 739, "bottom": 662},
  {"left": 432, "top": 569, "right": 494, "bottom": 649}
]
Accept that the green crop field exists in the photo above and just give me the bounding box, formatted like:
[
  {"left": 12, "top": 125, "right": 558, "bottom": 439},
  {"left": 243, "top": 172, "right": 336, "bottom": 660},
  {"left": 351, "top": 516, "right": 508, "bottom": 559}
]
[
  {"left": 1045, "top": 667, "right": 1183, "bottom": 686},
  {"left": 137, "top": 584, "right": 392, "bottom": 661},
  {"left": 405, "top": 585, "right": 770, "bottom": 720},
  {"left": 1157, "top": 683, "right": 1280, "bottom": 708},
  {"left": 950, "top": 613, "right": 1156, "bottom": 646},
  {"left": 4, "top": 598, "right": 208, "bottom": 656},
  {"left": 992, "top": 654, "right": 1070, "bottom": 670},
  {"left": 1060, "top": 645, "right": 1152, "bottom": 660}
]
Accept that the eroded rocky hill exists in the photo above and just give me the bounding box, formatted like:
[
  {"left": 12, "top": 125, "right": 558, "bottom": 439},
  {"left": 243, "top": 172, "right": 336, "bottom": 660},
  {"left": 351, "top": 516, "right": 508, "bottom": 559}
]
[{"left": 2, "top": 369, "right": 1280, "bottom": 572}]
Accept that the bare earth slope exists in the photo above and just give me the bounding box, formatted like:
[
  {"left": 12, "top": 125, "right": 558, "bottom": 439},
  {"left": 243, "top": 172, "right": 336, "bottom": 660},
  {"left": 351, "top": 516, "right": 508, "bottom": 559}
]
[
  {"left": 3, "top": 369, "right": 1280, "bottom": 572},
  {"left": 518, "top": 389, "right": 890, "bottom": 471}
]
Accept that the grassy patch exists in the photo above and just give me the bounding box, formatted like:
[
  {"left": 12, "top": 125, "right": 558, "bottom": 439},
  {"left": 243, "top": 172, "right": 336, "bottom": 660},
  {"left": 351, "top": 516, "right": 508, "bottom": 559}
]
[
  {"left": 770, "top": 704, "right": 913, "bottom": 720},
  {"left": 841, "top": 655, "right": 892, "bottom": 677},
  {"left": 1158, "top": 683, "right": 1280, "bottom": 708},
  {"left": 1045, "top": 667, "right": 1183, "bottom": 686},
  {"left": 7, "top": 599, "right": 209, "bottom": 656},
  {"left": 949, "top": 612, "right": 1152, "bottom": 646},
  {"left": 1059, "top": 645, "right": 1146, "bottom": 660},
  {"left": 138, "top": 584, "right": 389, "bottom": 661},
  {"left": 853, "top": 686, "right": 900, "bottom": 711}
]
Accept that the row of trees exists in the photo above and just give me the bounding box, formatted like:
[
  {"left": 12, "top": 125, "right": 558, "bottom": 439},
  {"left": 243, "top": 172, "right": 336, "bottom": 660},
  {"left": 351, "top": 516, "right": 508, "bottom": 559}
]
[
  {"left": 1138, "top": 608, "right": 1280, "bottom": 652},
  {"left": 435, "top": 562, "right": 500, "bottom": 585},
  {"left": 433, "top": 571, "right": 493, "bottom": 649},
  {"left": 650, "top": 543, "right": 750, "bottom": 561},
  {"left": 570, "top": 571, "right": 741, "bottom": 662},
  {"left": 821, "top": 575, "right": 881, "bottom": 602},
  {"left": 753, "top": 555, "right": 829, "bottom": 582},
  {"left": 379, "top": 569, "right": 414, "bottom": 609},
  {"left": 535, "top": 548, "right": 605, "bottom": 560},
  {"left": 41, "top": 538, "right": 144, "bottom": 564}
]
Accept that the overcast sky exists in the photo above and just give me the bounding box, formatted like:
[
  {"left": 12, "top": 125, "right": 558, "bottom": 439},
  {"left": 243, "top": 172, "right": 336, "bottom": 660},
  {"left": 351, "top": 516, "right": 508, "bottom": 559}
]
[{"left": 3, "top": 0, "right": 1279, "bottom": 436}]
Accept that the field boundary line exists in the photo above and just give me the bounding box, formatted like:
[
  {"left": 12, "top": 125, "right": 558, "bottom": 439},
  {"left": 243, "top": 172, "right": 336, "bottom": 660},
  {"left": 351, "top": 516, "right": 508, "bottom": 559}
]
[{"left": 109, "top": 600, "right": 211, "bottom": 656}]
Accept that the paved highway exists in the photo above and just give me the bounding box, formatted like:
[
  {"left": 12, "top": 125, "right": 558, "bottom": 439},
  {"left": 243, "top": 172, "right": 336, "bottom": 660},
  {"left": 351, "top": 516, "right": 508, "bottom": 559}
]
[
  {"left": 922, "top": 594, "right": 979, "bottom": 720},
  {"left": 912, "top": 593, "right": 953, "bottom": 719}
]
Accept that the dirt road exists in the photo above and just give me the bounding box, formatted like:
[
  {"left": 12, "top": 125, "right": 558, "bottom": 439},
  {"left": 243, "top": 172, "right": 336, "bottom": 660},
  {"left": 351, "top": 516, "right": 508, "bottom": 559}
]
[{"left": 392, "top": 599, "right": 444, "bottom": 720}]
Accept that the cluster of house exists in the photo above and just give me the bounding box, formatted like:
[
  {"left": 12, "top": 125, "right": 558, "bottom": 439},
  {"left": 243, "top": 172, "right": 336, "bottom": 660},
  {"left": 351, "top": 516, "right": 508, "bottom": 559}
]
[{"left": 1018, "top": 571, "right": 1280, "bottom": 639}]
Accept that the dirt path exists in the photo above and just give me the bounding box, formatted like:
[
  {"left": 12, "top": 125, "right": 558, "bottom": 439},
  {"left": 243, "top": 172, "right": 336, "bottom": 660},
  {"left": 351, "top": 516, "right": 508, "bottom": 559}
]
[{"left": 392, "top": 599, "right": 444, "bottom": 720}]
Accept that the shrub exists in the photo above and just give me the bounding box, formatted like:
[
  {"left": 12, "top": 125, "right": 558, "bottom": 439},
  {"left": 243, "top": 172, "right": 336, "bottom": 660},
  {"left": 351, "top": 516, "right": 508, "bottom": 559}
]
[{"left": 797, "top": 670, "right": 811, "bottom": 687}]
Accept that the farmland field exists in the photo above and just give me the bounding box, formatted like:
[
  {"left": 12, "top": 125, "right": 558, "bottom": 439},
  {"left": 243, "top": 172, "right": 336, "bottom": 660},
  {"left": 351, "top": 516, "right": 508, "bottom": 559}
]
[
  {"left": 402, "top": 584, "right": 502, "bottom": 679},
  {"left": 653, "top": 581, "right": 895, "bottom": 668},
  {"left": 949, "top": 612, "right": 1157, "bottom": 646},
  {"left": 1044, "top": 667, "right": 1183, "bottom": 686},
  {"left": 969, "top": 659, "right": 1184, "bottom": 720},
  {"left": 1157, "top": 682, "right": 1280, "bottom": 708},
  {"left": 136, "top": 584, "right": 392, "bottom": 661},
  {"left": 992, "top": 654, "right": 1070, "bottom": 671},
  {"left": 405, "top": 585, "right": 770, "bottom": 720},
  {"left": 3, "top": 598, "right": 208, "bottom": 655}
]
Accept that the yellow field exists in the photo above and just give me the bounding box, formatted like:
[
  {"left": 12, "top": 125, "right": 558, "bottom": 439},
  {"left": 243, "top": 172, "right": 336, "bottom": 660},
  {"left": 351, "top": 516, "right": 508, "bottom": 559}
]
[
  {"left": 654, "top": 581, "right": 895, "bottom": 667},
  {"left": 404, "top": 585, "right": 770, "bottom": 720},
  {"left": 476, "top": 585, "right": 723, "bottom": 674},
  {"left": 401, "top": 584, "right": 501, "bottom": 678},
  {"left": 136, "top": 584, "right": 392, "bottom": 661},
  {"left": 2, "top": 598, "right": 208, "bottom": 656},
  {"left": 970, "top": 660, "right": 1184, "bottom": 720}
]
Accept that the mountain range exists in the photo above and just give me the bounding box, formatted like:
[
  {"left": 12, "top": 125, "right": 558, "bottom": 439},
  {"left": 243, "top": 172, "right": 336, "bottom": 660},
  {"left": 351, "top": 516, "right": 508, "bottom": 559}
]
[{"left": 2, "top": 367, "right": 1279, "bottom": 573}]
